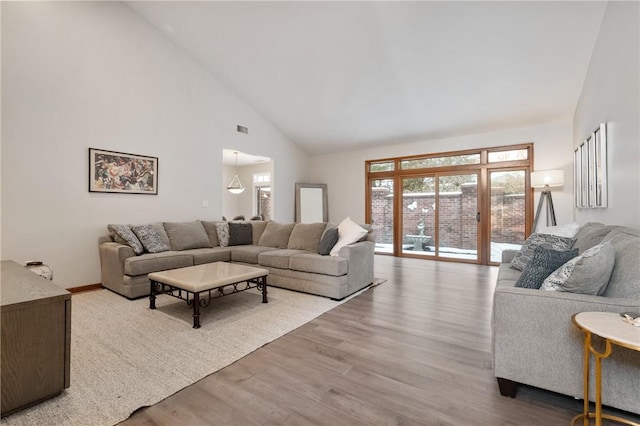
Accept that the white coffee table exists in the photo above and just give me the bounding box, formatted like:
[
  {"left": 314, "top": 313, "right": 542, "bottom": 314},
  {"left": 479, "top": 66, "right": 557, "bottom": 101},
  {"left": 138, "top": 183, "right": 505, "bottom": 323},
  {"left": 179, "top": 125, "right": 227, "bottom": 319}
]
[
  {"left": 571, "top": 312, "right": 640, "bottom": 426},
  {"left": 148, "top": 262, "right": 269, "bottom": 329}
]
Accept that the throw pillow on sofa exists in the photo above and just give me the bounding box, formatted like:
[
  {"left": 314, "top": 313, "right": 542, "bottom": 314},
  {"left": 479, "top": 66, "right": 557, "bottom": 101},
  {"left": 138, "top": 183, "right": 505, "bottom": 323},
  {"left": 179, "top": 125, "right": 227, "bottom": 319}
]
[
  {"left": 163, "top": 221, "right": 212, "bottom": 251},
  {"left": 107, "top": 224, "right": 144, "bottom": 255},
  {"left": 317, "top": 227, "right": 339, "bottom": 255},
  {"left": 228, "top": 222, "right": 252, "bottom": 246},
  {"left": 541, "top": 242, "right": 615, "bottom": 295},
  {"left": 536, "top": 222, "right": 580, "bottom": 238},
  {"left": 510, "top": 233, "right": 575, "bottom": 271},
  {"left": 330, "top": 217, "right": 368, "bottom": 256},
  {"left": 215, "top": 222, "right": 230, "bottom": 247},
  {"left": 514, "top": 246, "right": 578, "bottom": 289},
  {"left": 131, "top": 224, "right": 170, "bottom": 253}
]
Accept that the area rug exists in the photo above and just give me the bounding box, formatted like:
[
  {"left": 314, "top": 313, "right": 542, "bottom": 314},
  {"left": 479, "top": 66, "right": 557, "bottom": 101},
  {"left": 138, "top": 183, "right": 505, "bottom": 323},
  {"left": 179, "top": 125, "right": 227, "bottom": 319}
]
[{"left": 1, "top": 281, "right": 383, "bottom": 426}]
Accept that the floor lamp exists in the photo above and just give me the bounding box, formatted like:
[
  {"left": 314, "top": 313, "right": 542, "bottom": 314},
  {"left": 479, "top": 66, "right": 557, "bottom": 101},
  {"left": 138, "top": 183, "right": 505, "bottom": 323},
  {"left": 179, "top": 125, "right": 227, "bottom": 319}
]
[{"left": 531, "top": 170, "right": 564, "bottom": 232}]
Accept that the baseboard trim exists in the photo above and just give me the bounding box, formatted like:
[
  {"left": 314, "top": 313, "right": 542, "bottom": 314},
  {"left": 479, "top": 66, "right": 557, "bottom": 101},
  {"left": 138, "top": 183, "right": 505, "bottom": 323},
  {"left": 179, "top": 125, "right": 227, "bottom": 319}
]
[{"left": 68, "top": 283, "right": 103, "bottom": 294}]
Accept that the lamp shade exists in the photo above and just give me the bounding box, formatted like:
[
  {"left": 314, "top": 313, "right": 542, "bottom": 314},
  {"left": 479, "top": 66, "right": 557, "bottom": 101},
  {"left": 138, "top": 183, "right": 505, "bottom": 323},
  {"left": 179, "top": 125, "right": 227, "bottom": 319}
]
[{"left": 531, "top": 170, "right": 564, "bottom": 188}]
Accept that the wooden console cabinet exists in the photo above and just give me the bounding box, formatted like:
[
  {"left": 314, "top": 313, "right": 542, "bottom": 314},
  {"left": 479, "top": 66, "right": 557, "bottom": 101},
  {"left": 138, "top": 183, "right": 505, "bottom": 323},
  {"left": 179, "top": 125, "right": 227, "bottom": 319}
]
[{"left": 1, "top": 260, "right": 71, "bottom": 417}]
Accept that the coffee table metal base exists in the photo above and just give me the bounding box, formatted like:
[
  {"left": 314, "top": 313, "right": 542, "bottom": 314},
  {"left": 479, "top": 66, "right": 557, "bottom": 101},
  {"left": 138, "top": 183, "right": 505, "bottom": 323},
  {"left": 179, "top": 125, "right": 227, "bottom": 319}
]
[{"left": 149, "top": 275, "right": 268, "bottom": 329}]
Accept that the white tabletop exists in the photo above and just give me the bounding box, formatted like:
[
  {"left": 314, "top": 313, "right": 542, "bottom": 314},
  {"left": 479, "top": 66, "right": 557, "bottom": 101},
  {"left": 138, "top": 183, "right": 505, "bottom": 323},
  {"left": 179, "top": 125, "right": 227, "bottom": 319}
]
[
  {"left": 574, "top": 312, "right": 640, "bottom": 351},
  {"left": 148, "top": 262, "right": 268, "bottom": 293}
]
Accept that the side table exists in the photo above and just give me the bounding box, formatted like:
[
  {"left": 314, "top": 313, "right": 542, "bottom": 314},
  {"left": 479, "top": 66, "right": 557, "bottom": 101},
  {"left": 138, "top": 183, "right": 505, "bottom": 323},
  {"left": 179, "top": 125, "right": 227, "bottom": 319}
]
[{"left": 571, "top": 312, "right": 640, "bottom": 426}]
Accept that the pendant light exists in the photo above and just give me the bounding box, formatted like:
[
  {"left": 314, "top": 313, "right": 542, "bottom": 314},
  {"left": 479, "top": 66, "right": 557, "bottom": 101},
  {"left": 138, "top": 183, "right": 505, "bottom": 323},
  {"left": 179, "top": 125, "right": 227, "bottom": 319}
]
[{"left": 227, "top": 152, "right": 245, "bottom": 194}]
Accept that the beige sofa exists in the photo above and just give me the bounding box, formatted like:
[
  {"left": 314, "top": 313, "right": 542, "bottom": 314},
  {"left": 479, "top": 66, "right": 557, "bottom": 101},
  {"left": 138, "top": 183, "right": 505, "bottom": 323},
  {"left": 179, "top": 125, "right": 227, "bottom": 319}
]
[
  {"left": 492, "top": 223, "right": 640, "bottom": 414},
  {"left": 99, "top": 220, "right": 375, "bottom": 300}
]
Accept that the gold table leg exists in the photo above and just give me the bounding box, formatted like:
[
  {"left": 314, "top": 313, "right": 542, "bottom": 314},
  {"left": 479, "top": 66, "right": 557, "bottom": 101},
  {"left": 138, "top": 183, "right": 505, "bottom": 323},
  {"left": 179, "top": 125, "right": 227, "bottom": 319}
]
[{"left": 571, "top": 330, "right": 640, "bottom": 426}]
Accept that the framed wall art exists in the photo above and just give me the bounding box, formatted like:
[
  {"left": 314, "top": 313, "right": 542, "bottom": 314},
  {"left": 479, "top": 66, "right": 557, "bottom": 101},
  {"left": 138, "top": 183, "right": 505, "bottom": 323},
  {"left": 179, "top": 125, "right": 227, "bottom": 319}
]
[
  {"left": 574, "top": 123, "right": 607, "bottom": 209},
  {"left": 89, "top": 148, "right": 158, "bottom": 194}
]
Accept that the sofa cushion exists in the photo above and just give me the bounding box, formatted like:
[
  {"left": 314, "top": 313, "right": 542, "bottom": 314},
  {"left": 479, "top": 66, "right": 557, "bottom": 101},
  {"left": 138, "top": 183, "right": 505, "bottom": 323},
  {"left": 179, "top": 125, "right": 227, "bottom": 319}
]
[
  {"left": 201, "top": 220, "right": 221, "bottom": 247},
  {"left": 181, "top": 247, "right": 231, "bottom": 265},
  {"left": 131, "top": 224, "right": 170, "bottom": 253},
  {"left": 572, "top": 222, "right": 611, "bottom": 254},
  {"left": 250, "top": 220, "right": 269, "bottom": 245},
  {"left": 108, "top": 224, "right": 144, "bottom": 255},
  {"left": 600, "top": 227, "right": 640, "bottom": 298},
  {"left": 124, "top": 251, "right": 193, "bottom": 276},
  {"left": 330, "top": 217, "right": 368, "bottom": 256},
  {"left": 258, "top": 222, "right": 295, "bottom": 248},
  {"left": 215, "top": 222, "right": 230, "bottom": 247},
  {"left": 510, "top": 233, "right": 575, "bottom": 271},
  {"left": 289, "top": 252, "right": 348, "bottom": 277},
  {"left": 229, "top": 222, "right": 253, "bottom": 246},
  {"left": 514, "top": 246, "right": 578, "bottom": 289},
  {"left": 251, "top": 221, "right": 269, "bottom": 245},
  {"left": 230, "top": 246, "right": 278, "bottom": 264},
  {"left": 287, "top": 222, "right": 327, "bottom": 252},
  {"left": 163, "top": 221, "right": 212, "bottom": 251},
  {"left": 541, "top": 242, "right": 615, "bottom": 295},
  {"left": 317, "top": 227, "right": 339, "bottom": 255},
  {"left": 258, "top": 249, "right": 307, "bottom": 269},
  {"left": 497, "top": 263, "right": 522, "bottom": 286}
]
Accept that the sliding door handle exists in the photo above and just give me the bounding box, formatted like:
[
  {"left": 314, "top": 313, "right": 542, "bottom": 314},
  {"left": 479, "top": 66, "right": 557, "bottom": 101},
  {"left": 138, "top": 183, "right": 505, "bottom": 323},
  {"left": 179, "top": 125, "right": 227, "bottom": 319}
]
[{"left": 476, "top": 212, "right": 481, "bottom": 222}]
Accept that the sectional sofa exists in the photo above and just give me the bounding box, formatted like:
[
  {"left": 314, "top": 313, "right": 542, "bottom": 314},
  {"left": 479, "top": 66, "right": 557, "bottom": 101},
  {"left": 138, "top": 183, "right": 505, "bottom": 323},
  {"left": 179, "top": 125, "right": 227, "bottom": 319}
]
[
  {"left": 99, "top": 220, "right": 375, "bottom": 300},
  {"left": 492, "top": 222, "right": 640, "bottom": 414}
]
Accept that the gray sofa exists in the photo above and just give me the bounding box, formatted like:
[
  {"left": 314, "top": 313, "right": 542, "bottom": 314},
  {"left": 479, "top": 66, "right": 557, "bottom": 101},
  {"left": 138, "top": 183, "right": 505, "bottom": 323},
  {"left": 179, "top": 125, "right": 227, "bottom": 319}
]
[
  {"left": 492, "top": 223, "right": 640, "bottom": 414},
  {"left": 99, "top": 220, "right": 375, "bottom": 300}
]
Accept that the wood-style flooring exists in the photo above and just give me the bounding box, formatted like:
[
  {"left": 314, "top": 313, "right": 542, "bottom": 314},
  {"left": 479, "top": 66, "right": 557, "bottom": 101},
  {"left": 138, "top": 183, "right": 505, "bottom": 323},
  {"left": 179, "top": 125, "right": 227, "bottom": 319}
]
[{"left": 121, "top": 255, "right": 639, "bottom": 426}]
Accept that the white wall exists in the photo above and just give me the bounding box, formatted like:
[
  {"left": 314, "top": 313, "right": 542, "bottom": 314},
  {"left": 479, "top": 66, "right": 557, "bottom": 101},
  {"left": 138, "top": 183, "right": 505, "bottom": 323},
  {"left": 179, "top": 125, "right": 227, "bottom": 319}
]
[
  {"left": 309, "top": 121, "right": 574, "bottom": 226},
  {"left": 1, "top": 2, "right": 308, "bottom": 288},
  {"left": 573, "top": 1, "right": 640, "bottom": 229}
]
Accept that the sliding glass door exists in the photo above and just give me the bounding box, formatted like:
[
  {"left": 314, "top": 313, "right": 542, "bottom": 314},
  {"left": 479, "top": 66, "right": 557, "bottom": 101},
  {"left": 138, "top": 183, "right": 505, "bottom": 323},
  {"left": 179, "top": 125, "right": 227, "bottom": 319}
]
[
  {"left": 400, "top": 173, "right": 478, "bottom": 261},
  {"left": 437, "top": 173, "right": 479, "bottom": 261}
]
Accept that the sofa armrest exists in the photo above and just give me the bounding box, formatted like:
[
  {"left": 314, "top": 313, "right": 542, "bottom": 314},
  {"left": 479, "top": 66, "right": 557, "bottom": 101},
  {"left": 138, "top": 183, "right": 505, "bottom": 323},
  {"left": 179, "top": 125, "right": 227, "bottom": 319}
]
[
  {"left": 339, "top": 240, "right": 375, "bottom": 293},
  {"left": 501, "top": 249, "right": 518, "bottom": 263},
  {"left": 99, "top": 242, "right": 136, "bottom": 292},
  {"left": 492, "top": 284, "right": 640, "bottom": 399}
]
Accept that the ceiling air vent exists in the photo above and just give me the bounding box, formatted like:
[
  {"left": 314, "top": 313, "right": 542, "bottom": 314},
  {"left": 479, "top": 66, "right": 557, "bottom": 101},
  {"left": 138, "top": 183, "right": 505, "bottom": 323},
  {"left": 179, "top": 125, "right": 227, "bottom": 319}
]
[{"left": 237, "top": 125, "right": 248, "bottom": 134}]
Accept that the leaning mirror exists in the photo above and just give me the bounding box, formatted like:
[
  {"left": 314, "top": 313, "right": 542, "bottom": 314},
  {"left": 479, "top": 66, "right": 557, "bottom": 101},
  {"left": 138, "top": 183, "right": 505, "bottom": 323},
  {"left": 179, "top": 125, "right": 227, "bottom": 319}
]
[{"left": 295, "top": 183, "right": 328, "bottom": 223}]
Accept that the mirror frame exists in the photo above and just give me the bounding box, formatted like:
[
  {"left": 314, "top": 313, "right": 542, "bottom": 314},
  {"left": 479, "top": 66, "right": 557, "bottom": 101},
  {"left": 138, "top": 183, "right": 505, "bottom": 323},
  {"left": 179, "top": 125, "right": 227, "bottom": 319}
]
[{"left": 295, "top": 183, "right": 328, "bottom": 223}]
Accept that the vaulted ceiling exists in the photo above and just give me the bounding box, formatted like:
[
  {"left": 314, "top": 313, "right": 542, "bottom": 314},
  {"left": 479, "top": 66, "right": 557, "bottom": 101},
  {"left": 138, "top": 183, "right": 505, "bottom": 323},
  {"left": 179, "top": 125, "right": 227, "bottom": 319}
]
[{"left": 128, "top": 1, "right": 607, "bottom": 155}]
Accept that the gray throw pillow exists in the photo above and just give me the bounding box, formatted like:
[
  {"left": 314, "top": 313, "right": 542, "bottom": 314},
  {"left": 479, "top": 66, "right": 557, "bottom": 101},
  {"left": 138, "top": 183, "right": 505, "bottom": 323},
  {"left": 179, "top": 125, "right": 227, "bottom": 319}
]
[
  {"left": 317, "top": 227, "right": 339, "bottom": 256},
  {"left": 288, "top": 222, "right": 327, "bottom": 252},
  {"left": 541, "top": 242, "right": 615, "bottom": 295},
  {"left": 131, "top": 224, "right": 170, "bottom": 253},
  {"left": 107, "top": 224, "right": 144, "bottom": 255},
  {"left": 163, "top": 221, "right": 212, "bottom": 251},
  {"left": 514, "top": 246, "right": 578, "bottom": 289},
  {"left": 228, "top": 222, "right": 253, "bottom": 246},
  {"left": 511, "top": 233, "right": 575, "bottom": 271},
  {"left": 258, "top": 222, "right": 295, "bottom": 248}
]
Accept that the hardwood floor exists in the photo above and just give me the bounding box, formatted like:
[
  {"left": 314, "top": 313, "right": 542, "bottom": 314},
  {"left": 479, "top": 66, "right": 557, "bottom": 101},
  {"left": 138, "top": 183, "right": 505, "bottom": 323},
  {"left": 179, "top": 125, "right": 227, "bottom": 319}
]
[{"left": 121, "top": 255, "right": 638, "bottom": 426}]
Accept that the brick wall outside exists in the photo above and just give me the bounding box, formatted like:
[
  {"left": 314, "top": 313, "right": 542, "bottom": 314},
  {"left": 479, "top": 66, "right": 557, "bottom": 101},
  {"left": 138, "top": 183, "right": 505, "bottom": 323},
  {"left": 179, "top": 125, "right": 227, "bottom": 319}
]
[{"left": 371, "top": 184, "right": 525, "bottom": 249}]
